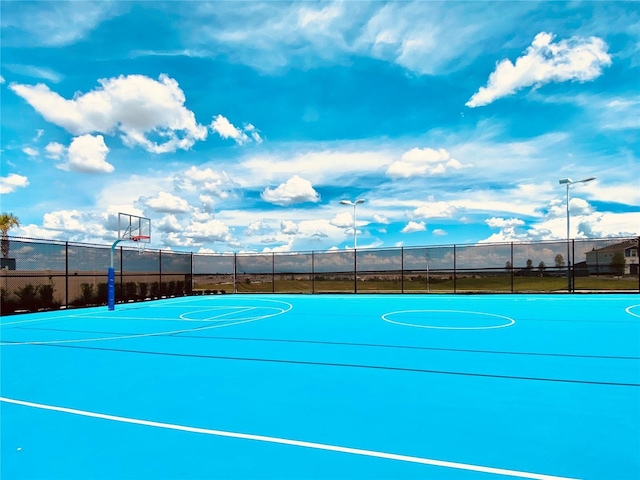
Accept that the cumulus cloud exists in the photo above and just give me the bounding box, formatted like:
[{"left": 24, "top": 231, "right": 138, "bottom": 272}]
[
  {"left": 210, "top": 115, "right": 250, "bottom": 144},
  {"left": 412, "top": 201, "right": 457, "bottom": 219},
  {"left": 387, "top": 147, "right": 470, "bottom": 178},
  {"left": 244, "top": 219, "right": 272, "bottom": 236},
  {"left": 261, "top": 175, "right": 320, "bottom": 206},
  {"left": 184, "top": 219, "right": 233, "bottom": 243},
  {"left": 373, "top": 214, "right": 389, "bottom": 224},
  {"left": 330, "top": 212, "right": 355, "bottom": 228},
  {"left": 281, "top": 220, "right": 299, "bottom": 235},
  {"left": 176, "top": 166, "right": 238, "bottom": 199},
  {"left": 45, "top": 142, "right": 65, "bottom": 159},
  {"left": 401, "top": 221, "right": 426, "bottom": 233},
  {"left": 143, "top": 191, "right": 190, "bottom": 213},
  {"left": 43, "top": 210, "right": 90, "bottom": 233},
  {"left": 0, "top": 173, "right": 29, "bottom": 194},
  {"left": 64, "top": 134, "right": 113, "bottom": 173},
  {"left": 199, "top": 194, "right": 216, "bottom": 213},
  {"left": 210, "top": 115, "right": 262, "bottom": 145},
  {"left": 10, "top": 74, "right": 208, "bottom": 153},
  {"left": 432, "top": 228, "right": 447, "bottom": 236},
  {"left": 485, "top": 217, "right": 525, "bottom": 228},
  {"left": 467, "top": 32, "right": 612, "bottom": 107},
  {"left": 157, "top": 214, "right": 182, "bottom": 233}
]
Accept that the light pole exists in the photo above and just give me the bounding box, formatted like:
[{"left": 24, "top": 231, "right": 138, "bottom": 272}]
[
  {"left": 558, "top": 176, "right": 596, "bottom": 291},
  {"left": 340, "top": 199, "right": 365, "bottom": 249}
]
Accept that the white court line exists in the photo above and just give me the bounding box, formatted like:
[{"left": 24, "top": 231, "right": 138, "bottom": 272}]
[
  {"left": 625, "top": 304, "right": 640, "bottom": 319},
  {"left": 0, "top": 301, "right": 293, "bottom": 346},
  {"left": 0, "top": 397, "right": 579, "bottom": 480},
  {"left": 179, "top": 306, "right": 257, "bottom": 322},
  {"left": 382, "top": 310, "right": 515, "bottom": 330}
]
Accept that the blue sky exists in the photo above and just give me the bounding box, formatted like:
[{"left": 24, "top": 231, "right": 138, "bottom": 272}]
[{"left": 1, "top": 1, "right": 638, "bottom": 254}]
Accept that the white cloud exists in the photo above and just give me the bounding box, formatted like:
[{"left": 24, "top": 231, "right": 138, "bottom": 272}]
[
  {"left": 244, "top": 123, "right": 263, "bottom": 143},
  {"left": 432, "top": 229, "right": 447, "bottom": 236},
  {"left": 401, "top": 221, "right": 426, "bottom": 233},
  {"left": 0, "top": 75, "right": 5, "bottom": 84},
  {"left": 199, "top": 195, "right": 216, "bottom": 213},
  {"left": 22, "top": 147, "right": 38, "bottom": 157},
  {"left": 184, "top": 219, "right": 233, "bottom": 243},
  {"left": 261, "top": 175, "right": 320, "bottom": 206},
  {"left": 386, "top": 147, "right": 470, "bottom": 178},
  {"left": 177, "top": 166, "right": 238, "bottom": 199},
  {"left": 210, "top": 114, "right": 250, "bottom": 145},
  {"left": 63, "top": 134, "right": 113, "bottom": 173},
  {"left": 0, "top": 173, "right": 29, "bottom": 194},
  {"left": 373, "top": 214, "right": 389, "bottom": 224},
  {"left": 485, "top": 217, "right": 525, "bottom": 228},
  {"left": 244, "top": 219, "right": 272, "bottom": 236},
  {"left": 43, "top": 210, "right": 90, "bottom": 233},
  {"left": 157, "top": 214, "right": 182, "bottom": 233},
  {"left": 1, "top": 1, "right": 121, "bottom": 47},
  {"left": 143, "top": 191, "right": 190, "bottom": 213},
  {"left": 330, "top": 212, "right": 354, "bottom": 228},
  {"left": 10, "top": 74, "right": 208, "bottom": 153},
  {"left": 4, "top": 64, "right": 63, "bottom": 83},
  {"left": 467, "top": 32, "right": 612, "bottom": 107},
  {"left": 280, "top": 220, "right": 299, "bottom": 235},
  {"left": 238, "top": 149, "right": 394, "bottom": 186},
  {"left": 45, "top": 142, "right": 65, "bottom": 159},
  {"left": 412, "top": 201, "right": 457, "bottom": 219}
]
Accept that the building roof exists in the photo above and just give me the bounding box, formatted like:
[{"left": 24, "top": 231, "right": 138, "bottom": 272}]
[{"left": 586, "top": 239, "right": 638, "bottom": 254}]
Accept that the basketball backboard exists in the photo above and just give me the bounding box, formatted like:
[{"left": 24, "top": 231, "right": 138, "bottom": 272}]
[{"left": 118, "top": 212, "right": 151, "bottom": 243}]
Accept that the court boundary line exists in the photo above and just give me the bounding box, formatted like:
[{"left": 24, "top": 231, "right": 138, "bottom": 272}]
[
  {"left": 0, "top": 300, "right": 293, "bottom": 346},
  {"left": 0, "top": 396, "right": 579, "bottom": 480},
  {"left": 9, "top": 342, "right": 639, "bottom": 386}
]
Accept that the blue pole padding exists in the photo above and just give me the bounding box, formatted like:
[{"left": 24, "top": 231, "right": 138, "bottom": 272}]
[{"left": 107, "top": 267, "right": 115, "bottom": 310}]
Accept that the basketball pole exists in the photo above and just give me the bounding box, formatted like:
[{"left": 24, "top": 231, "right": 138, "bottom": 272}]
[{"left": 108, "top": 239, "right": 125, "bottom": 310}]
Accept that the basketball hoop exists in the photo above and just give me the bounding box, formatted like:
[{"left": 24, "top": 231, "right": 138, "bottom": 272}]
[{"left": 132, "top": 235, "right": 150, "bottom": 255}]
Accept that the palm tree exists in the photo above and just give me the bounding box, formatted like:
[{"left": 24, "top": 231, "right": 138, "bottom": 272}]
[{"left": 0, "top": 213, "right": 20, "bottom": 259}]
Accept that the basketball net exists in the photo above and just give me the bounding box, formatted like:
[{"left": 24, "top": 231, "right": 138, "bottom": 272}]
[{"left": 131, "top": 236, "right": 149, "bottom": 255}]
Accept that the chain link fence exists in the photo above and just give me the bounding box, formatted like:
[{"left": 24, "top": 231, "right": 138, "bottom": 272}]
[{"left": 1, "top": 236, "right": 638, "bottom": 314}]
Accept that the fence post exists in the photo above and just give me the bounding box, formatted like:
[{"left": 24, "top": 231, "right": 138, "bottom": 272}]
[
  {"left": 272, "top": 252, "right": 275, "bottom": 294},
  {"left": 510, "top": 242, "right": 514, "bottom": 293},
  {"left": 159, "top": 250, "right": 163, "bottom": 296},
  {"left": 571, "top": 239, "right": 575, "bottom": 293},
  {"left": 65, "top": 241, "right": 69, "bottom": 308},
  {"left": 312, "top": 251, "right": 315, "bottom": 294},
  {"left": 119, "top": 246, "right": 123, "bottom": 300},
  {"left": 453, "top": 245, "right": 457, "bottom": 293},
  {"left": 401, "top": 247, "right": 404, "bottom": 293},
  {"left": 190, "top": 252, "right": 193, "bottom": 295},
  {"left": 233, "top": 253, "right": 237, "bottom": 293},
  {"left": 354, "top": 248, "right": 357, "bottom": 294}
]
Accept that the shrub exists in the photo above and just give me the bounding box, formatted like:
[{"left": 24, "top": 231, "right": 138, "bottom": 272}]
[
  {"left": 1, "top": 288, "right": 17, "bottom": 314},
  {"left": 38, "top": 284, "right": 60, "bottom": 309},
  {"left": 149, "top": 282, "right": 160, "bottom": 298},
  {"left": 139, "top": 282, "right": 148, "bottom": 299},
  {"left": 124, "top": 282, "right": 138, "bottom": 301},
  {"left": 97, "top": 283, "right": 108, "bottom": 304},
  {"left": 80, "top": 283, "right": 95, "bottom": 305},
  {"left": 15, "top": 284, "right": 40, "bottom": 310}
]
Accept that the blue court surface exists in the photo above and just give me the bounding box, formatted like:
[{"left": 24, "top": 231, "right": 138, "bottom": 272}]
[{"left": 1, "top": 294, "right": 639, "bottom": 480}]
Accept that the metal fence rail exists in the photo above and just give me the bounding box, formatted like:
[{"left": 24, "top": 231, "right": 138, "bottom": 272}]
[{"left": 1, "top": 236, "right": 638, "bottom": 314}]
